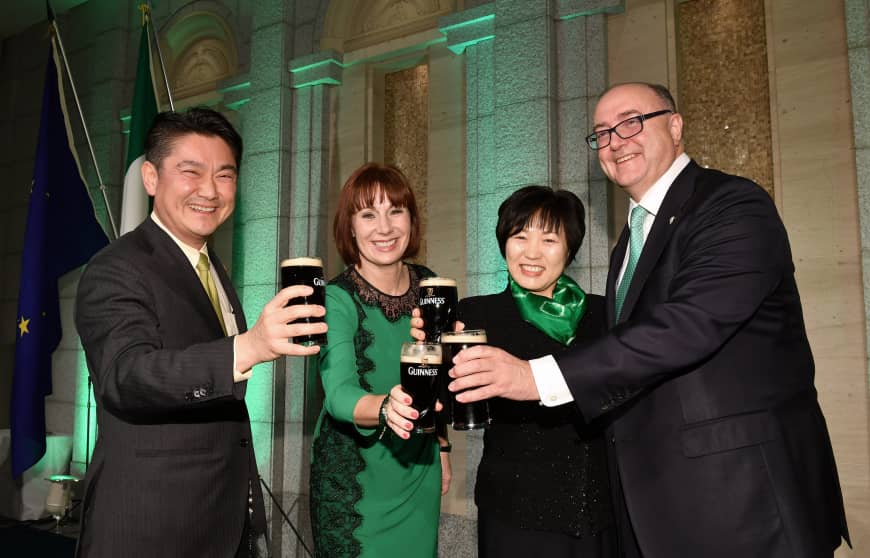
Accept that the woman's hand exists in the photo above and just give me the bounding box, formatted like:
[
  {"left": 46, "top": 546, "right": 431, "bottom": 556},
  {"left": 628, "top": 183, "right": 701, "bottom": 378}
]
[
  {"left": 410, "top": 308, "right": 465, "bottom": 341},
  {"left": 410, "top": 308, "right": 426, "bottom": 341},
  {"left": 384, "top": 385, "right": 417, "bottom": 439}
]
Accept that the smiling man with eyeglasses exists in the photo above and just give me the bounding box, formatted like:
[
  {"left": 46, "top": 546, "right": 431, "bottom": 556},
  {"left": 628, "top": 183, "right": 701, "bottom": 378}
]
[{"left": 447, "top": 82, "right": 850, "bottom": 558}]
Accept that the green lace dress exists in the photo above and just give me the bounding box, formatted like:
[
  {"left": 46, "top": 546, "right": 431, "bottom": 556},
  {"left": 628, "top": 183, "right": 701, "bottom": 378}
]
[{"left": 310, "top": 264, "right": 441, "bottom": 558}]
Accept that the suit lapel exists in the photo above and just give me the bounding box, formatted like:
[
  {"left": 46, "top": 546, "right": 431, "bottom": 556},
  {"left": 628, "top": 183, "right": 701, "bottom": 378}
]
[
  {"left": 140, "top": 218, "right": 227, "bottom": 338},
  {"left": 209, "top": 247, "right": 246, "bottom": 333},
  {"left": 615, "top": 161, "right": 701, "bottom": 324},
  {"left": 607, "top": 227, "right": 629, "bottom": 328}
]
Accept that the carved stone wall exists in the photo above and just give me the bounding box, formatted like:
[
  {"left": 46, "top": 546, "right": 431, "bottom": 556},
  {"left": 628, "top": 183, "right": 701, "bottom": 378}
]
[
  {"left": 322, "top": 0, "right": 456, "bottom": 52},
  {"left": 160, "top": 11, "right": 239, "bottom": 100}
]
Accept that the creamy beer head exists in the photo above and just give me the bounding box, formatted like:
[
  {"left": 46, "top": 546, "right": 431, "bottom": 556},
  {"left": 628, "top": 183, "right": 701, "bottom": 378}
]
[
  {"left": 280, "top": 256, "right": 322, "bottom": 268},
  {"left": 419, "top": 277, "right": 457, "bottom": 288},
  {"left": 441, "top": 330, "right": 487, "bottom": 345},
  {"left": 400, "top": 342, "right": 442, "bottom": 365}
]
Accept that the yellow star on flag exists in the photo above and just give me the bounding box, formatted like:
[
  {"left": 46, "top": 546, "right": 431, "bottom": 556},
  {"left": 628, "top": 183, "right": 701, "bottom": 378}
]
[{"left": 18, "top": 316, "right": 30, "bottom": 337}]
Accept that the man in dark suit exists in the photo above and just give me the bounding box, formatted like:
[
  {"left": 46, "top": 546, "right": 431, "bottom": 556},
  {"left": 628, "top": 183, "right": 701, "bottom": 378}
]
[
  {"left": 74, "top": 108, "right": 326, "bottom": 558},
  {"left": 446, "top": 83, "right": 850, "bottom": 557}
]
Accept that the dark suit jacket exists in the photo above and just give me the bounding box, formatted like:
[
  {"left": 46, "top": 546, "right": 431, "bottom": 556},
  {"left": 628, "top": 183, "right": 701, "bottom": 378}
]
[
  {"left": 74, "top": 217, "right": 266, "bottom": 558},
  {"left": 460, "top": 290, "right": 612, "bottom": 538},
  {"left": 557, "top": 161, "right": 849, "bottom": 558}
]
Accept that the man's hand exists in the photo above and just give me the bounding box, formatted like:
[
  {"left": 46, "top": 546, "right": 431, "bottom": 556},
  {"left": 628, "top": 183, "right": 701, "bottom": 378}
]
[
  {"left": 449, "top": 345, "right": 540, "bottom": 402},
  {"left": 235, "top": 285, "right": 327, "bottom": 371}
]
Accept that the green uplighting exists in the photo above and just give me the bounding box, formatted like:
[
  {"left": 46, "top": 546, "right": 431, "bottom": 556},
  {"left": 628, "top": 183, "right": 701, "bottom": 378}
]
[
  {"left": 290, "top": 58, "right": 344, "bottom": 74},
  {"left": 220, "top": 80, "right": 252, "bottom": 93},
  {"left": 438, "top": 13, "right": 494, "bottom": 34},
  {"left": 225, "top": 98, "right": 251, "bottom": 111}
]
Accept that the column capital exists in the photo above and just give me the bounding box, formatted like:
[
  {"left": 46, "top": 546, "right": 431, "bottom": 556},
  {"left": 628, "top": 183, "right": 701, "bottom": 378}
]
[
  {"left": 557, "top": 0, "right": 624, "bottom": 20},
  {"left": 438, "top": 3, "right": 495, "bottom": 55},
  {"left": 289, "top": 50, "right": 344, "bottom": 89}
]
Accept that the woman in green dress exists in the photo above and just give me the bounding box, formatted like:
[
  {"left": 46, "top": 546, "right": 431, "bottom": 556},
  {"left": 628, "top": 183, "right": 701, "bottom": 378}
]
[{"left": 310, "top": 163, "right": 451, "bottom": 558}]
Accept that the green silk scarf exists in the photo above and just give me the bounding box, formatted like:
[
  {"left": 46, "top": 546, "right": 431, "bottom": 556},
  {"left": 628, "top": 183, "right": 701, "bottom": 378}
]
[{"left": 509, "top": 274, "right": 587, "bottom": 346}]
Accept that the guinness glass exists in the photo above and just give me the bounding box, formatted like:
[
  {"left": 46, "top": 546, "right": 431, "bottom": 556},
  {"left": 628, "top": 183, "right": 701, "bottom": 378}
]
[
  {"left": 418, "top": 277, "right": 458, "bottom": 342},
  {"left": 400, "top": 342, "right": 443, "bottom": 434},
  {"left": 441, "top": 330, "right": 490, "bottom": 430},
  {"left": 280, "top": 257, "right": 327, "bottom": 346}
]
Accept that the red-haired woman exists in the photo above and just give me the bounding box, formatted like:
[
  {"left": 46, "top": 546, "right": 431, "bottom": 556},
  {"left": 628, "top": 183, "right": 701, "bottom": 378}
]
[{"left": 310, "top": 163, "right": 450, "bottom": 558}]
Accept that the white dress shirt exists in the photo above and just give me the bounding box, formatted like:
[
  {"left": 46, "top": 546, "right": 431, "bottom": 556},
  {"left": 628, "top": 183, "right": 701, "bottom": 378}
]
[{"left": 530, "top": 153, "right": 691, "bottom": 406}]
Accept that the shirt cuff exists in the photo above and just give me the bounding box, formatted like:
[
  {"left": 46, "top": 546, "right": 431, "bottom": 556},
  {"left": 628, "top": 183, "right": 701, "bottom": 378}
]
[
  {"left": 530, "top": 355, "right": 574, "bottom": 407},
  {"left": 232, "top": 335, "right": 252, "bottom": 383}
]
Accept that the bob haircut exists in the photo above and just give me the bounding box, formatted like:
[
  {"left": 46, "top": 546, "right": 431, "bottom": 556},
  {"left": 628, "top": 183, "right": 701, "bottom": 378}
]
[
  {"left": 333, "top": 162, "right": 422, "bottom": 266},
  {"left": 495, "top": 185, "right": 586, "bottom": 264}
]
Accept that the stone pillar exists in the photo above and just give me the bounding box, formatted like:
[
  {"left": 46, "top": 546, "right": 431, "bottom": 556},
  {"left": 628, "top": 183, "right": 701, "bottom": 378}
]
[
  {"left": 846, "top": 0, "right": 870, "bottom": 364},
  {"left": 437, "top": 0, "right": 622, "bottom": 547},
  {"left": 441, "top": 0, "right": 621, "bottom": 298},
  {"left": 555, "top": 0, "right": 623, "bottom": 292},
  {"left": 253, "top": 48, "right": 341, "bottom": 558},
  {"left": 236, "top": 2, "right": 297, "bottom": 555}
]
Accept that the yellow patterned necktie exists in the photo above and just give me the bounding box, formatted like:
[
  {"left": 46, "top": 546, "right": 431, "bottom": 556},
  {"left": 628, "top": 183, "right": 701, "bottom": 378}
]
[{"left": 196, "top": 253, "right": 227, "bottom": 335}]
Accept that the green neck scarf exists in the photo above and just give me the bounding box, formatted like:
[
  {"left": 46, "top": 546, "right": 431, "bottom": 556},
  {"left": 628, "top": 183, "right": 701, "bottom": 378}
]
[{"left": 509, "top": 274, "right": 587, "bottom": 346}]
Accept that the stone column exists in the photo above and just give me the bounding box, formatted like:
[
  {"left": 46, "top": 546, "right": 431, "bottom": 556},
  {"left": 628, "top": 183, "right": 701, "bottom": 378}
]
[
  {"left": 437, "top": 0, "right": 622, "bottom": 544},
  {"left": 846, "top": 0, "right": 870, "bottom": 364},
  {"left": 441, "top": 0, "right": 622, "bottom": 298},
  {"left": 236, "top": 2, "right": 297, "bottom": 555}
]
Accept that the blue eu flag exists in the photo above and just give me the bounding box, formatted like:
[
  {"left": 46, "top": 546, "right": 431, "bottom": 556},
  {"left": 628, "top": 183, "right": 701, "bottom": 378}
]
[{"left": 10, "top": 40, "right": 109, "bottom": 478}]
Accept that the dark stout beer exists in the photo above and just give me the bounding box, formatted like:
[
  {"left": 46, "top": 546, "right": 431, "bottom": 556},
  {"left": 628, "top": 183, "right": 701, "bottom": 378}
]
[
  {"left": 399, "top": 343, "right": 443, "bottom": 434},
  {"left": 441, "top": 330, "right": 490, "bottom": 430},
  {"left": 418, "top": 277, "right": 458, "bottom": 342},
  {"left": 280, "top": 256, "right": 327, "bottom": 346}
]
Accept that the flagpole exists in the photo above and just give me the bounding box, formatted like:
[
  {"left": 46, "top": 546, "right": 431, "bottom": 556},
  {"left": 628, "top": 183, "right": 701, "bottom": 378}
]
[
  {"left": 48, "top": 15, "right": 119, "bottom": 240},
  {"left": 146, "top": 1, "right": 175, "bottom": 111}
]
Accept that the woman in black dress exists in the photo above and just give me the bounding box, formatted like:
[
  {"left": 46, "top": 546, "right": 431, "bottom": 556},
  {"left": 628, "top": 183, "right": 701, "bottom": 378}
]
[{"left": 416, "top": 185, "right": 615, "bottom": 557}]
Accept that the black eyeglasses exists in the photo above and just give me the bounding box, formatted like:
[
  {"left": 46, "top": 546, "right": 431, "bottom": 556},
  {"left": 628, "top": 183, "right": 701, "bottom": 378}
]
[{"left": 585, "top": 110, "right": 673, "bottom": 150}]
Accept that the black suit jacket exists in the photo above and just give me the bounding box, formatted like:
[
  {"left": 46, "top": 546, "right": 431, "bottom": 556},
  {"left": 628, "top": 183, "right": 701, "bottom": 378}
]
[
  {"left": 557, "top": 161, "right": 849, "bottom": 558},
  {"left": 74, "top": 217, "right": 266, "bottom": 558},
  {"left": 460, "top": 290, "right": 612, "bottom": 538}
]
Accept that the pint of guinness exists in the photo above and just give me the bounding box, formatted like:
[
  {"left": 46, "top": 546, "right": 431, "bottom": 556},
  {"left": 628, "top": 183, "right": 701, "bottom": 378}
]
[
  {"left": 399, "top": 343, "right": 443, "bottom": 434},
  {"left": 440, "top": 330, "right": 490, "bottom": 430},
  {"left": 280, "top": 256, "right": 327, "bottom": 346},
  {"left": 418, "top": 277, "right": 458, "bottom": 342}
]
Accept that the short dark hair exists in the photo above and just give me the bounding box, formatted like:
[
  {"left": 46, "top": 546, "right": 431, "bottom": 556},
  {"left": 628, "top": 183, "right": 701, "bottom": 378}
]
[
  {"left": 495, "top": 185, "right": 586, "bottom": 264},
  {"left": 333, "top": 162, "right": 421, "bottom": 266},
  {"left": 603, "top": 82, "right": 677, "bottom": 112},
  {"left": 645, "top": 83, "right": 677, "bottom": 112},
  {"left": 144, "top": 107, "right": 243, "bottom": 170}
]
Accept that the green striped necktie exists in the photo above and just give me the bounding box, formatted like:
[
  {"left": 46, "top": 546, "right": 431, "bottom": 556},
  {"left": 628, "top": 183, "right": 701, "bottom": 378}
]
[{"left": 615, "top": 205, "right": 648, "bottom": 321}]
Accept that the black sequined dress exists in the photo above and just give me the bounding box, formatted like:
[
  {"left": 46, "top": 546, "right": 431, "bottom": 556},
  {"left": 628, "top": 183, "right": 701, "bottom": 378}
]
[{"left": 459, "top": 288, "right": 615, "bottom": 557}]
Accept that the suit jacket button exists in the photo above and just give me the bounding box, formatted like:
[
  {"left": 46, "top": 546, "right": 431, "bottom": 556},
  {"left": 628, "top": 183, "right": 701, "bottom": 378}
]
[
  {"left": 610, "top": 436, "right": 617, "bottom": 445},
  {"left": 240, "top": 438, "right": 249, "bottom": 447}
]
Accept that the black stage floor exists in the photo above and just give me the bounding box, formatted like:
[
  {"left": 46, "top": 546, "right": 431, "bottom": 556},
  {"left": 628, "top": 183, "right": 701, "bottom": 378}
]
[{"left": 0, "top": 517, "right": 77, "bottom": 557}]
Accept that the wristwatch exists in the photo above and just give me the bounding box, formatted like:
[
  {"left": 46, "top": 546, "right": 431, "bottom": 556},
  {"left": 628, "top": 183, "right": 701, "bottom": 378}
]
[{"left": 439, "top": 442, "right": 452, "bottom": 453}]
